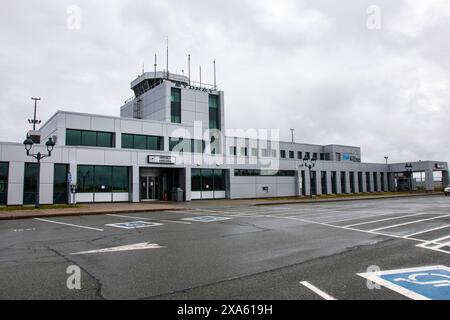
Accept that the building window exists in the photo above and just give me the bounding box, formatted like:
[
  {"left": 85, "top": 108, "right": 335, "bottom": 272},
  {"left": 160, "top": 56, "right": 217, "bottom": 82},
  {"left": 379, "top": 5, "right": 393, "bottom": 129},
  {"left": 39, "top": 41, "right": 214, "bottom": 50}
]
[
  {"left": 23, "top": 163, "right": 39, "bottom": 205},
  {"left": 169, "top": 138, "right": 205, "bottom": 153},
  {"left": 191, "top": 169, "right": 226, "bottom": 192},
  {"left": 122, "top": 134, "right": 163, "bottom": 151},
  {"left": 209, "top": 94, "right": 221, "bottom": 130},
  {"left": 171, "top": 87, "right": 181, "bottom": 123},
  {"left": 241, "top": 147, "right": 248, "bottom": 157},
  {"left": 321, "top": 171, "right": 327, "bottom": 195},
  {"left": 373, "top": 172, "right": 378, "bottom": 191},
  {"left": 313, "top": 153, "right": 318, "bottom": 160},
  {"left": 280, "top": 150, "right": 286, "bottom": 158},
  {"left": 289, "top": 151, "right": 294, "bottom": 159},
  {"left": 305, "top": 152, "right": 310, "bottom": 159},
  {"left": 234, "top": 169, "right": 295, "bottom": 177},
  {"left": 0, "top": 162, "right": 8, "bottom": 205},
  {"left": 66, "top": 129, "right": 114, "bottom": 148},
  {"left": 53, "top": 164, "right": 68, "bottom": 204},
  {"left": 331, "top": 171, "right": 337, "bottom": 194},
  {"left": 336, "top": 152, "right": 341, "bottom": 161},
  {"left": 229, "top": 146, "right": 237, "bottom": 156},
  {"left": 251, "top": 148, "right": 258, "bottom": 157},
  {"left": 297, "top": 151, "right": 302, "bottom": 160},
  {"left": 77, "top": 165, "right": 129, "bottom": 194},
  {"left": 341, "top": 172, "right": 347, "bottom": 193}
]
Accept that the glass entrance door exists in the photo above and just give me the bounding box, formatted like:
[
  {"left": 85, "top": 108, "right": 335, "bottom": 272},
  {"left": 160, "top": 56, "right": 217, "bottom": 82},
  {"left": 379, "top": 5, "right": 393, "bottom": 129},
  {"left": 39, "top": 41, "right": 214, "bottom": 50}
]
[{"left": 140, "top": 176, "right": 160, "bottom": 201}]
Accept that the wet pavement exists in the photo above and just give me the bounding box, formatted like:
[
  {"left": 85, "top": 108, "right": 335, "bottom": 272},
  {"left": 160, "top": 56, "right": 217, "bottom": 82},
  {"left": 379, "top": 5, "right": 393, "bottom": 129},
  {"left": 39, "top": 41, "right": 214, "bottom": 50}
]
[{"left": 0, "top": 195, "right": 448, "bottom": 300}]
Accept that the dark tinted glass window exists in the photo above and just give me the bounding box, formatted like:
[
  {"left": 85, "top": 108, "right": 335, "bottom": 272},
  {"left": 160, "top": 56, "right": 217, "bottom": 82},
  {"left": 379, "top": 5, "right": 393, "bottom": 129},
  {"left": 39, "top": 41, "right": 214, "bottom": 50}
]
[
  {"left": 280, "top": 150, "right": 286, "bottom": 158},
  {"left": 112, "top": 167, "right": 129, "bottom": 192},
  {"left": 209, "top": 95, "right": 220, "bottom": 130},
  {"left": 191, "top": 169, "right": 201, "bottom": 192},
  {"left": 66, "top": 129, "right": 81, "bottom": 146},
  {"left": 94, "top": 166, "right": 112, "bottom": 192},
  {"left": 147, "top": 136, "right": 162, "bottom": 150},
  {"left": 54, "top": 164, "right": 68, "bottom": 204},
  {"left": 0, "top": 162, "right": 8, "bottom": 205},
  {"left": 23, "top": 163, "right": 38, "bottom": 204},
  {"left": 134, "top": 135, "right": 147, "bottom": 149},
  {"left": 77, "top": 165, "right": 94, "bottom": 192},
  {"left": 122, "top": 134, "right": 133, "bottom": 149},
  {"left": 201, "top": 169, "right": 213, "bottom": 191},
  {"left": 171, "top": 88, "right": 181, "bottom": 123},
  {"left": 97, "top": 132, "right": 113, "bottom": 147},
  {"left": 81, "top": 130, "right": 97, "bottom": 146},
  {"left": 289, "top": 151, "right": 294, "bottom": 159},
  {"left": 213, "top": 170, "right": 225, "bottom": 191}
]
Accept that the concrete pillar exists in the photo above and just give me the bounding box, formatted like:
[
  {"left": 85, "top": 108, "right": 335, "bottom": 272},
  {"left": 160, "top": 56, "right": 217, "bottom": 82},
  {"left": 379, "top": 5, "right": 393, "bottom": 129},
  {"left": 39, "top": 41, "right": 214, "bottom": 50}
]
[
  {"left": 316, "top": 171, "right": 322, "bottom": 195},
  {"left": 336, "top": 171, "right": 342, "bottom": 194},
  {"left": 425, "top": 169, "right": 434, "bottom": 192},
  {"left": 39, "top": 162, "right": 54, "bottom": 205},
  {"left": 382, "top": 172, "right": 388, "bottom": 191},
  {"left": 185, "top": 167, "right": 192, "bottom": 201},
  {"left": 354, "top": 172, "right": 360, "bottom": 193},
  {"left": 376, "top": 173, "right": 382, "bottom": 192},
  {"left": 388, "top": 173, "right": 395, "bottom": 191},
  {"left": 132, "top": 165, "right": 140, "bottom": 202},
  {"left": 344, "top": 171, "right": 350, "bottom": 194},
  {"left": 360, "top": 173, "right": 366, "bottom": 192},
  {"left": 7, "top": 162, "right": 24, "bottom": 205},
  {"left": 368, "top": 173, "right": 374, "bottom": 192},
  {"left": 304, "top": 169, "right": 311, "bottom": 196},
  {"left": 326, "top": 171, "right": 332, "bottom": 195}
]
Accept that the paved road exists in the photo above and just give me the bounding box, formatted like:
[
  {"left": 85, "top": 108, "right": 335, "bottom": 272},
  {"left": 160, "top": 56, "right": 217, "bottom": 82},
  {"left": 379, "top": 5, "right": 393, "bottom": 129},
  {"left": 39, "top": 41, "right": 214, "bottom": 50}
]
[{"left": 0, "top": 196, "right": 449, "bottom": 300}]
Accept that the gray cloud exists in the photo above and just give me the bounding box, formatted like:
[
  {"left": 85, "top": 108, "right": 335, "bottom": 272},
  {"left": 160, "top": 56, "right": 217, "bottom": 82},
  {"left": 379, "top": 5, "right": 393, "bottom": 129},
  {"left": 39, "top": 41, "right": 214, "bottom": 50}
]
[{"left": 0, "top": 0, "right": 449, "bottom": 164}]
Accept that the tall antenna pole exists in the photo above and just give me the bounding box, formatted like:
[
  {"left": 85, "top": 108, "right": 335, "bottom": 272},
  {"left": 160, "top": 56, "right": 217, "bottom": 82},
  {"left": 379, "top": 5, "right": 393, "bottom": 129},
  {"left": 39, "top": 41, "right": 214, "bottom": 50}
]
[
  {"left": 154, "top": 53, "right": 157, "bottom": 79},
  {"left": 213, "top": 59, "right": 217, "bottom": 90},
  {"left": 166, "top": 36, "right": 169, "bottom": 79},
  {"left": 199, "top": 65, "right": 202, "bottom": 88},
  {"left": 188, "top": 54, "right": 191, "bottom": 86},
  {"left": 29, "top": 97, "right": 42, "bottom": 131},
  {"left": 290, "top": 129, "right": 295, "bottom": 143}
]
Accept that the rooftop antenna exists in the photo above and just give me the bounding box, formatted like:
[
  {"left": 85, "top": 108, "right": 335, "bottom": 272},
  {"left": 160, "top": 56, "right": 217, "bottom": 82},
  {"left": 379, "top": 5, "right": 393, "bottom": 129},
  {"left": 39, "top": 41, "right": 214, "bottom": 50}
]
[
  {"left": 199, "top": 65, "right": 202, "bottom": 88},
  {"left": 28, "top": 97, "right": 42, "bottom": 131},
  {"left": 213, "top": 59, "right": 217, "bottom": 91},
  {"left": 142, "top": 63, "right": 145, "bottom": 75},
  {"left": 154, "top": 53, "right": 157, "bottom": 79},
  {"left": 188, "top": 54, "right": 191, "bottom": 86},
  {"left": 166, "top": 36, "right": 169, "bottom": 80}
]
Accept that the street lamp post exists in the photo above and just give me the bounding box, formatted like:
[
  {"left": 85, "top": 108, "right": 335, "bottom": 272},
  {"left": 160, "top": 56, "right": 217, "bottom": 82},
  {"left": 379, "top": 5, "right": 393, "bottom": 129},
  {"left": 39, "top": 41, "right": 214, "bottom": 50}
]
[
  {"left": 23, "top": 136, "right": 55, "bottom": 208},
  {"left": 405, "top": 163, "right": 413, "bottom": 192},
  {"left": 303, "top": 155, "right": 317, "bottom": 199}
]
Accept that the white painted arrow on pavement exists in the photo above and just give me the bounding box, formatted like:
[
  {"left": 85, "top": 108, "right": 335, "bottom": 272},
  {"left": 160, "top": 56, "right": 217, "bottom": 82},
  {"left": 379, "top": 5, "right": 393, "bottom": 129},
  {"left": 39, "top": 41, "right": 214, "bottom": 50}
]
[{"left": 70, "top": 242, "right": 165, "bottom": 255}]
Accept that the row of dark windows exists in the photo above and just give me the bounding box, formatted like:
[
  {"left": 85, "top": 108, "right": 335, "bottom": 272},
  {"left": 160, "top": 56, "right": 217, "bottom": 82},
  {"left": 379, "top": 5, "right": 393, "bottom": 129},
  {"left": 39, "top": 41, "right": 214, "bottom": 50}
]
[
  {"left": 0, "top": 162, "right": 8, "bottom": 205},
  {"left": 122, "top": 133, "right": 164, "bottom": 151},
  {"left": 171, "top": 88, "right": 181, "bottom": 124},
  {"left": 169, "top": 137, "right": 206, "bottom": 153},
  {"left": 281, "top": 151, "right": 318, "bottom": 160},
  {"left": 66, "top": 129, "right": 115, "bottom": 148},
  {"left": 77, "top": 165, "right": 130, "bottom": 193},
  {"left": 234, "top": 169, "right": 296, "bottom": 177},
  {"left": 191, "top": 169, "right": 226, "bottom": 192}
]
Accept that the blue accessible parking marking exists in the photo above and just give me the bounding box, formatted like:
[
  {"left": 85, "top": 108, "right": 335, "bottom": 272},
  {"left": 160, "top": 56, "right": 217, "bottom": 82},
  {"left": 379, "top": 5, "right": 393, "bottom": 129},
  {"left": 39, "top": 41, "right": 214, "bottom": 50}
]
[
  {"left": 106, "top": 221, "right": 163, "bottom": 229},
  {"left": 358, "top": 265, "right": 450, "bottom": 300},
  {"left": 181, "top": 216, "right": 232, "bottom": 223}
]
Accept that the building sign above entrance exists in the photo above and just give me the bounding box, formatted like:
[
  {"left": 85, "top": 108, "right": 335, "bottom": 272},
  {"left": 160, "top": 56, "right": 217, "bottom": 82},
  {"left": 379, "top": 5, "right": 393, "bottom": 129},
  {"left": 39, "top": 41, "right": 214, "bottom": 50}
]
[{"left": 147, "top": 155, "right": 175, "bottom": 165}]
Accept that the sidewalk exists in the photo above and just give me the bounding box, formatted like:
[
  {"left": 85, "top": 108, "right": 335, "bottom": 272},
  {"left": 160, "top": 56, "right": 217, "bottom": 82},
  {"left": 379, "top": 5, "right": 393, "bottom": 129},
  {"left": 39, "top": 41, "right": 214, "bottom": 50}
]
[{"left": 0, "top": 202, "right": 183, "bottom": 221}]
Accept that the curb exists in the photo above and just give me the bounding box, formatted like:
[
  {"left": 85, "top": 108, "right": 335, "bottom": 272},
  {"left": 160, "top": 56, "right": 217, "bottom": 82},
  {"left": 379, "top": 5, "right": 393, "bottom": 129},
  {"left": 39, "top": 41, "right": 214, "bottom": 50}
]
[
  {"left": 252, "top": 193, "right": 444, "bottom": 206},
  {"left": 0, "top": 207, "right": 186, "bottom": 221}
]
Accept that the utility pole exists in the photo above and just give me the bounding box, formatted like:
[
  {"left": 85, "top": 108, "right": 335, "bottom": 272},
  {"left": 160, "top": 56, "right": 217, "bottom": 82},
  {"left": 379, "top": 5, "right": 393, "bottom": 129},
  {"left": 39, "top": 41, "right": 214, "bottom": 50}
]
[
  {"left": 29, "top": 97, "right": 42, "bottom": 130},
  {"left": 290, "top": 129, "right": 295, "bottom": 143}
]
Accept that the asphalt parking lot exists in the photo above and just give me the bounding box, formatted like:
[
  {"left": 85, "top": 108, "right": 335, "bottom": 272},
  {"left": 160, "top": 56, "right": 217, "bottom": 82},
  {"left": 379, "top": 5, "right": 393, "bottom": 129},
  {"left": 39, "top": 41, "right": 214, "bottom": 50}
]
[{"left": 0, "top": 195, "right": 449, "bottom": 300}]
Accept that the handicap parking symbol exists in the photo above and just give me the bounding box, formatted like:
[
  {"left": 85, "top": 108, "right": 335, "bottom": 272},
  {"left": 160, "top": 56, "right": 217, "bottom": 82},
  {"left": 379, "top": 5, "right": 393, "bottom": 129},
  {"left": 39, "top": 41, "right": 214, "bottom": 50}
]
[
  {"left": 358, "top": 265, "right": 450, "bottom": 300},
  {"left": 181, "top": 216, "right": 232, "bottom": 223},
  {"left": 106, "top": 221, "right": 163, "bottom": 229}
]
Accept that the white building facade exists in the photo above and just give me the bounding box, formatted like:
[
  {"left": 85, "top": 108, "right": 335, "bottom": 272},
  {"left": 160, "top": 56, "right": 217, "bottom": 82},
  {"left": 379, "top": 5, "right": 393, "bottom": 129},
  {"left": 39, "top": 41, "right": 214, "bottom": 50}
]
[{"left": 0, "top": 72, "right": 448, "bottom": 205}]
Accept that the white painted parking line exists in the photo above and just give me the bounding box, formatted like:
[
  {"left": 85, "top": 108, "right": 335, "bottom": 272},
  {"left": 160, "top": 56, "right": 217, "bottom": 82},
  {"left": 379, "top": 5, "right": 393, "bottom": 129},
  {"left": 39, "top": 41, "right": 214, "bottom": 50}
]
[
  {"left": 403, "top": 225, "right": 450, "bottom": 238},
  {"left": 344, "top": 212, "right": 434, "bottom": 228},
  {"left": 70, "top": 242, "right": 165, "bottom": 255},
  {"left": 106, "top": 214, "right": 192, "bottom": 225},
  {"left": 34, "top": 218, "right": 104, "bottom": 232},
  {"left": 299, "top": 281, "right": 337, "bottom": 300},
  {"left": 369, "top": 214, "right": 450, "bottom": 232}
]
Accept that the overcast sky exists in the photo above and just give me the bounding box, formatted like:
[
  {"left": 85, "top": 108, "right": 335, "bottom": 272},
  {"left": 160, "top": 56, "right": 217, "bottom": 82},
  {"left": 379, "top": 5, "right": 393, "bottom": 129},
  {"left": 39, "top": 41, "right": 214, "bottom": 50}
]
[{"left": 1, "top": 0, "right": 449, "bottom": 164}]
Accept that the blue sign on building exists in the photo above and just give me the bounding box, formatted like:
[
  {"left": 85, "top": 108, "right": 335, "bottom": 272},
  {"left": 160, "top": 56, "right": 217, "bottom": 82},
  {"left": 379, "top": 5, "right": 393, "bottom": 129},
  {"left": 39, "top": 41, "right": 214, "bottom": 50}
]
[{"left": 359, "top": 265, "right": 450, "bottom": 300}]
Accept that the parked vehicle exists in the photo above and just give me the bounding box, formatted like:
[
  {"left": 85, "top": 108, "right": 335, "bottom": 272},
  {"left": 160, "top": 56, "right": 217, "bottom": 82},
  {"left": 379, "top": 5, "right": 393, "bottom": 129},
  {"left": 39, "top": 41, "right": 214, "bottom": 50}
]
[{"left": 445, "top": 185, "right": 450, "bottom": 196}]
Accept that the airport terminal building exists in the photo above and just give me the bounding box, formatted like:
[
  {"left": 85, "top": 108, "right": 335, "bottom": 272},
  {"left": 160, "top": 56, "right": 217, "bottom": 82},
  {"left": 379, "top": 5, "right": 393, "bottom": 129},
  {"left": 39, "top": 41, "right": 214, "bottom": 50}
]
[{"left": 0, "top": 71, "right": 448, "bottom": 205}]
